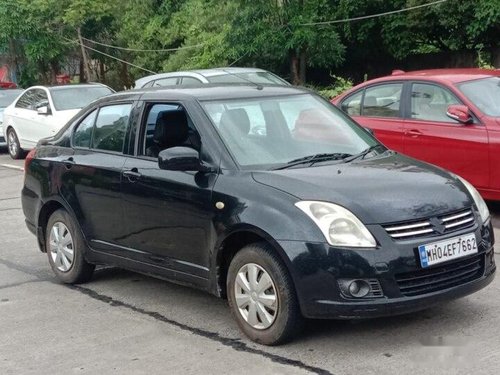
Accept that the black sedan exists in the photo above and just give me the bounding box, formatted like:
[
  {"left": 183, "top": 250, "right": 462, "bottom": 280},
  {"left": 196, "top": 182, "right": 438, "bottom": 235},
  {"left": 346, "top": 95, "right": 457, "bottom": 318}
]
[{"left": 21, "top": 85, "right": 496, "bottom": 345}]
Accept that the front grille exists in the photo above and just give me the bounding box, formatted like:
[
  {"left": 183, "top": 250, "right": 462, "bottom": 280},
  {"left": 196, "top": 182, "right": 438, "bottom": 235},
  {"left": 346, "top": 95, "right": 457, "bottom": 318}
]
[
  {"left": 383, "top": 209, "right": 475, "bottom": 240},
  {"left": 395, "top": 254, "right": 484, "bottom": 297}
]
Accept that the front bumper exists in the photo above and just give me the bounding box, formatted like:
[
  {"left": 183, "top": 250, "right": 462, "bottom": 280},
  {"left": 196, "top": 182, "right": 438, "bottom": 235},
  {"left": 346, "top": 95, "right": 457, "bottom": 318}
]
[{"left": 279, "top": 219, "right": 496, "bottom": 319}]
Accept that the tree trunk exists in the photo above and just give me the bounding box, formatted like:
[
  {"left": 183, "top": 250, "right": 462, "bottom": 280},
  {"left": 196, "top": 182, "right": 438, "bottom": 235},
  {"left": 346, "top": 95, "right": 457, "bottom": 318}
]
[
  {"left": 289, "top": 50, "right": 300, "bottom": 85},
  {"left": 77, "top": 27, "right": 91, "bottom": 82},
  {"left": 8, "top": 39, "right": 19, "bottom": 83},
  {"left": 299, "top": 49, "right": 306, "bottom": 84},
  {"left": 99, "top": 60, "right": 106, "bottom": 83}
]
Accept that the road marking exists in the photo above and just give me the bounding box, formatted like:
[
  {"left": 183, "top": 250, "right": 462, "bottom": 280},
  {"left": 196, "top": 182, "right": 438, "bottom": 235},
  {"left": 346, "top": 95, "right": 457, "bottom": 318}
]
[{"left": 0, "top": 163, "right": 24, "bottom": 171}]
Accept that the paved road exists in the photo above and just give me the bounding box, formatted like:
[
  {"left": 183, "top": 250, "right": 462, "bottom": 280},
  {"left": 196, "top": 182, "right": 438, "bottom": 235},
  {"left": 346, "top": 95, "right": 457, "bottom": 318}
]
[{"left": 0, "top": 151, "right": 499, "bottom": 375}]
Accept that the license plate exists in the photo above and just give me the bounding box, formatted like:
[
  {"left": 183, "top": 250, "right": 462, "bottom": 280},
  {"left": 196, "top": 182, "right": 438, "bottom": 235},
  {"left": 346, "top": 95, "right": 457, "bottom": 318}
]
[{"left": 418, "top": 233, "right": 477, "bottom": 268}]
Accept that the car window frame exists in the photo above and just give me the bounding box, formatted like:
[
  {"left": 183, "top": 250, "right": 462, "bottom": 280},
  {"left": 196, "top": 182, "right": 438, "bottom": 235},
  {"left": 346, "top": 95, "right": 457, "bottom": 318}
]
[
  {"left": 405, "top": 80, "right": 481, "bottom": 125},
  {"left": 359, "top": 81, "right": 405, "bottom": 119},
  {"left": 71, "top": 101, "right": 135, "bottom": 155},
  {"left": 134, "top": 100, "right": 203, "bottom": 161},
  {"left": 14, "top": 89, "right": 36, "bottom": 110},
  {"left": 71, "top": 108, "right": 98, "bottom": 149},
  {"left": 179, "top": 76, "right": 203, "bottom": 85}
]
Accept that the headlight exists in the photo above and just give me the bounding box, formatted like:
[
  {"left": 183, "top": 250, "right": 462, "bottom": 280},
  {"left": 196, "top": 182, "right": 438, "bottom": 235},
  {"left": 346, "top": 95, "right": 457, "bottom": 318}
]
[
  {"left": 295, "top": 201, "right": 377, "bottom": 248},
  {"left": 456, "top": 176, "right": 489, "bottom": 224}
]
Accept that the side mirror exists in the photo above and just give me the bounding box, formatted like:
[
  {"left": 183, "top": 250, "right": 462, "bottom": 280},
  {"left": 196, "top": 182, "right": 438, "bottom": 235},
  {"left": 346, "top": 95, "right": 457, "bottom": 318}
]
[
  {"left": 446, "top": 105, "right": 472, "bottom": 124},
  {"left": 158, "top": 146, "right": 212, "bottom": 172},
  {"left": 37, "top": 106, "right": 51, "bottom": 116}
]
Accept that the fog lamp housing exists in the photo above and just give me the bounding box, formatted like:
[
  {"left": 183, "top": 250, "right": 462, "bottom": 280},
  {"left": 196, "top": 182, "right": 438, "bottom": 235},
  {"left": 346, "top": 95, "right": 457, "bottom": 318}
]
[{"left": 338, "top": 279, "right": 384, "bottom": 299}]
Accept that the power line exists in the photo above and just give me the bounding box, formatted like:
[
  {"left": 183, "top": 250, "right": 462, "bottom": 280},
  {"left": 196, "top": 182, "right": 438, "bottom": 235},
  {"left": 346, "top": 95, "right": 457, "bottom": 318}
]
[
  {"left": 65, "top": 38, "right": 157, "bottom": 75},
  {"left": 298, "top": 0, "right": 448, "bottom": 26},
  {"left": 81, "top": 37, "right": 205, "bottom": 53}
]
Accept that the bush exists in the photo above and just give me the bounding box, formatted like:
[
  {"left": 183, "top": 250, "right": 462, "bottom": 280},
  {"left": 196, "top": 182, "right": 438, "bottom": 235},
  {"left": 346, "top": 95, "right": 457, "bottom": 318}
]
[{"left": 307, "top": 74, "right": 353, "bottom": 100}]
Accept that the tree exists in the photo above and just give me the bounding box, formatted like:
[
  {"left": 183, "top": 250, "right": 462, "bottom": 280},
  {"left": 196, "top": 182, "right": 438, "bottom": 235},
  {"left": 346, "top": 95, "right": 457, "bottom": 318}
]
[{"left": 228, "top": 0, "right": 345, "bottom": 84}]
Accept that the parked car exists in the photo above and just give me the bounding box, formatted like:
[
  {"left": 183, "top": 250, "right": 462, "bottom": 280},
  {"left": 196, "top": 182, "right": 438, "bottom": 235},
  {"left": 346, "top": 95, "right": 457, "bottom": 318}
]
[
  {"left": 134, "top": 67, "right": 290, "bottom": 89},
  {"left": 332, "top": 68, "right": 500, "bottom": 201},
  {"left": 3, "top": 83, "right": 114, "bottom": 159},
  {"left": 22, "top": 85, "right": 495, "bottom": 345},
  {"left": 0, "top": 89, "right": 24, "bottom": 147}
]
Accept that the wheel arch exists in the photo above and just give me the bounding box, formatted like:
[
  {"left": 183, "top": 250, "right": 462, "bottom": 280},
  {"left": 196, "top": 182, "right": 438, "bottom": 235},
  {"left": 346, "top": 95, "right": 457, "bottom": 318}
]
[
  {"left": 37, "top": 198, "right": 84, "bottom": 253},
  {"left": 212, "top": 224, "right": 296, "bottom": 299}
]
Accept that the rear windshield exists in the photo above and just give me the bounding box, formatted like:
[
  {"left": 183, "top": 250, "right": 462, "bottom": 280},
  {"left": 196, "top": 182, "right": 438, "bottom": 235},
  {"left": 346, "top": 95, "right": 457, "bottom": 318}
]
[
  {"left": 50, "top": 86, "right": 113, "bottom": 111},
  {"left": 457, "top": 77, "right": 500, "bottom": 117}
]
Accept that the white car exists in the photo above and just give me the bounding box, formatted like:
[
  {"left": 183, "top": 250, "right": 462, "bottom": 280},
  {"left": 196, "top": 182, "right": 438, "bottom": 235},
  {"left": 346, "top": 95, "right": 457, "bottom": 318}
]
[
  {"left": 3, "top": 84, "right": 114, "bottom": 159},
  {"left": 134, "top": 67, "right": 290, "bottom": 89},
  {"left": 0, "top": 89, "right": 24, "bottom": 148}
]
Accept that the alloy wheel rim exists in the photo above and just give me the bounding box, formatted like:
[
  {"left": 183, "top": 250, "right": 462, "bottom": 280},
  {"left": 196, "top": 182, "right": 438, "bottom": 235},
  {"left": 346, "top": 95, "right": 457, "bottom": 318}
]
[
  {"left": 234, "top": 263, "right": 278, "bottom": 330},
  {"left": 8, "top": 132, "right": 17, "bottom": 156},
  {"left": 49, "top": 222, "right": 74, "bottom": 272}
]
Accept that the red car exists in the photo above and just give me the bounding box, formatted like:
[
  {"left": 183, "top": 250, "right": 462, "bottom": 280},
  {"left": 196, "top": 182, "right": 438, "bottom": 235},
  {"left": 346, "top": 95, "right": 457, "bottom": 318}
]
[{"left": 332, "top": 69, "right": 500, "bottom": 201}]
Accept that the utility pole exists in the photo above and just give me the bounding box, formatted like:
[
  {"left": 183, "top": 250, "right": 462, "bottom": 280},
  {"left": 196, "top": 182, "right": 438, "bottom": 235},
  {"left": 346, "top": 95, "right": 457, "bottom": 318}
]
[{"left": 77, "top": 27, "right": 91, "bottom": 82}]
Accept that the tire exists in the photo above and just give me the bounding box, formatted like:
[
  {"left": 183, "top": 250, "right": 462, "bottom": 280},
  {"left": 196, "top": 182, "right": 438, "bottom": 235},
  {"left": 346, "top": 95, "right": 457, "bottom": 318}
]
[
  {"left": 7, "top": 128, "right": 23, "bottom": 159},
  {"left": 227, "top": 242, "right": 303, "bottom": 345},
  {"left": 46, "top": 209, "right": 95, "bottom": 284}
]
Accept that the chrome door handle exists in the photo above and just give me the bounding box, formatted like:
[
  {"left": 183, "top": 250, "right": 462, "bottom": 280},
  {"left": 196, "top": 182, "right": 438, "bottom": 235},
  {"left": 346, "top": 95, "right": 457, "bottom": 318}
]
[{"left": 122, "top": 168, "right": 142, "bottom": 181}]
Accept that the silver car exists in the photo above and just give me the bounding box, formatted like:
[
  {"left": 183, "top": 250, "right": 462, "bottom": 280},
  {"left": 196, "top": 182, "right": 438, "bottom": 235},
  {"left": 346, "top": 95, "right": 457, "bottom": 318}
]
[{"left": 134, "top": 67, "right": 289, "bottom": 89}]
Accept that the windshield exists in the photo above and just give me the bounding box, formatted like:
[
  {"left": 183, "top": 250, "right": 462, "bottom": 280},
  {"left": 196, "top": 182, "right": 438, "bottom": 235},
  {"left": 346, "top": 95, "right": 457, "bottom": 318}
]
[
  {"left": 50, "top": 86, "right": 113, "bottom": 111},
  {"left": 0, "top": 90, "right": 23, "bottom": 107},
  {"left": 202, "top": 93, "right": 380, "bottom": 169},
  {"left": 457, "top": 77, "right": 500, "bottom": 117},
  {"left": 207, "top": 72, "right": 289, "bottom": 85}
]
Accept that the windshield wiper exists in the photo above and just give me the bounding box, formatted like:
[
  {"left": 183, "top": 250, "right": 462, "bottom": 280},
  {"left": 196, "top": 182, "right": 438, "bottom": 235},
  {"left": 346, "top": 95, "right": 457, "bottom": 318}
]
[
  {"left": 271, "top": 153, "right": 352, "bottom": 170},
  {"left": 343, "top": 145, "right": 384, "bottom": 163}
]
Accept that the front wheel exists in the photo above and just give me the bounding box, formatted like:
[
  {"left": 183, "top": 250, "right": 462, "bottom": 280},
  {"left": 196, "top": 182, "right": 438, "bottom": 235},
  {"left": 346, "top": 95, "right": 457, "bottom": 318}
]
[
  {"left": 46, "top": 209, "right": 95, "bottom": 284},
  {"left": 7, "top": 129, "right": 23, "bottom": 159},
  {"left": 227, "top": 243, "right": 303, "bottom": 345}
]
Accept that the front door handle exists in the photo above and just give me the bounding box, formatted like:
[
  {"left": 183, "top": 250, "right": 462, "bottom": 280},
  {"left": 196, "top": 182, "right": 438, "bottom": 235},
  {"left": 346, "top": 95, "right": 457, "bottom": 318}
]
[
  {"left": 406, "top": 129, "right": 423, "bottom": 138},
  {"left": 123, "top": 168, "right": 142, "bottom": 181},
  {"left": 62, "top": 157, "right": 74, "bottom": 169}
]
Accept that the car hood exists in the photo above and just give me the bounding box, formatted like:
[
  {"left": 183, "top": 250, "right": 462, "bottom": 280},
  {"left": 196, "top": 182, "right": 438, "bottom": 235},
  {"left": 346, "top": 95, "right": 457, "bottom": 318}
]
[{"left": 252, "top": 153, "right": 472, "bottom": 224}]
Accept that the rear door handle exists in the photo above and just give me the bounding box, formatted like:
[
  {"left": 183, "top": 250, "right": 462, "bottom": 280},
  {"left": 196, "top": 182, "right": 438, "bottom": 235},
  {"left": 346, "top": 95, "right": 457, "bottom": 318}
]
[
  {"left": 123, "top": 168, "right": 142, "bottom": 181},
  {"left": 406, "top": 129, "right": 422, "bottom": 138},
  {"left": 62, "top": 157, "right": 74, "bottom": 169}
]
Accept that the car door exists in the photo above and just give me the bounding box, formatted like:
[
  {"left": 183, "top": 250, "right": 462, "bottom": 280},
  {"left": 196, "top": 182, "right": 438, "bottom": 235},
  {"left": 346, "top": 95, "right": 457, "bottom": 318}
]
[
  {"left": 340, "top": 82, "right": 405, "bottom": 150},
  {"left": 10, "top": 89, "right": 36, "bottom": 145},
  {"left": 65, "top": 103, "right": 134, "bottom": 253},
  {"left": 27, "top": 88, "right": 56, "bottom": 146},
  {"left": 403, "top": 82, "right": 489, "bottom": 189},
  {"left": 120, "top": 101, "right": 217, "bottom": 283}
]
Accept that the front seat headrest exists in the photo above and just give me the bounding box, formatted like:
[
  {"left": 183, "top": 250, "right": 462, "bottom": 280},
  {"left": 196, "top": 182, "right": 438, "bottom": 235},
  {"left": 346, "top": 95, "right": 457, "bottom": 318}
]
[
  {"left": 154, "top": 110, "right": 189, "bottom": 149},
  {"left": 219, "top": 108, "right": 251, "bottom": 136}
]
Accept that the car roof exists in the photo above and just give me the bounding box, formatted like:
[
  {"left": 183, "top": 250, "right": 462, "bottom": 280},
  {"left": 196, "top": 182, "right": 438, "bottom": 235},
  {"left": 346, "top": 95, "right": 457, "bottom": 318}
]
[
  {"left": 98, "top": 84, "right": 310, "bottom": 104},
  {"left": 363, "top": 68, "right": 500, "bottom": 85},
  {"left": 21, "top": 84, "right": 112, "bottom": 92},
  {"left": 134, "top": 67, "right": 279, "bottom": 87}
]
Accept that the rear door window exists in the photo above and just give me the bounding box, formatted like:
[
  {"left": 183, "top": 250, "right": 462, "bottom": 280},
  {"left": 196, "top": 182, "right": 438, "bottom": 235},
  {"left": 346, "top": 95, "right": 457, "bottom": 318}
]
[
  {"left": 92, "top": 104, "right": 132, "bottom": 152},
  {"left": 73, "top": 110, "right": 97, "bottom": 148},
  {"left": 362, "top": 83, "right": 403, "bottom": 118},
  {"left": 341, "top": 91, "right": 363, "bottom": 116},
  {"left": 15, "top": 90, "right": 36, "bottom": 109}
]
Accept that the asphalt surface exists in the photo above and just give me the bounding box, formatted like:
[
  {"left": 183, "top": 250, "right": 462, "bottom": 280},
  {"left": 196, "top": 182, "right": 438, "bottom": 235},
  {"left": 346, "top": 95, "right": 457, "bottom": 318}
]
[{"left": 0, "top": 151, "right": 499, "bottom": 375}]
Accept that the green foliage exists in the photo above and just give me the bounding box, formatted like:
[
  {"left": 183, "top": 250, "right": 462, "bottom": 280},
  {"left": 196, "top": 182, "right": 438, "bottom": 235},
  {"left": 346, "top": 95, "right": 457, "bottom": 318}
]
[
  {"left": 308, "top": 74, "right": 353, "bottom": 100},
  {"left": 1, "top": 0, "right": 499, "bottom": 87}
]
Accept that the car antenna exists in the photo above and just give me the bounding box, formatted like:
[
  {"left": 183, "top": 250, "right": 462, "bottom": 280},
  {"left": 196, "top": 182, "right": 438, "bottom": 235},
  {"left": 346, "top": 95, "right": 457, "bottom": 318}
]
[{"left": 221, "top": 69, "right": 264, "bottom": 90}]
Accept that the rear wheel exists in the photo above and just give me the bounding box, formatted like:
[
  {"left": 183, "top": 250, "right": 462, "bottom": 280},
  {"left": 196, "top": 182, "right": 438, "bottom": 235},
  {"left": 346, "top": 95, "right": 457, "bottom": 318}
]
[
  {"left": 227, "top": 242, "right": 303, "bottom": 345},
  {"left": 7, "top": 129, "right": 23, "bottom": 159},
  {"left": 46, "top": 209, "right": 95, "bottom": 284}
]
